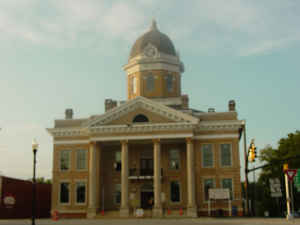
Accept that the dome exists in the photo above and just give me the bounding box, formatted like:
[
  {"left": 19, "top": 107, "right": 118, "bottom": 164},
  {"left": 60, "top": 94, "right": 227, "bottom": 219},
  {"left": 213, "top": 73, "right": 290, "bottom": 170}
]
[{"left": 129, "top": 20, "right": 176, "bottom": 59}]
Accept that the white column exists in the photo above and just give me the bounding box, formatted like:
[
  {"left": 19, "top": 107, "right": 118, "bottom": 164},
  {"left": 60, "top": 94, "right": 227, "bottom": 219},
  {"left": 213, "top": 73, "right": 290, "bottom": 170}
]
[
  {"left": 153, "top": 139, "right": 163, "bottom": 217},
  {"left": 186, "top": 138, "right": 197, "bottom": 217},
  {"left": 120, "top": 140, "right": 129, "bottom": 217},
  {"left": 87, "top": 141, "right": 97, "bottom": 218}
]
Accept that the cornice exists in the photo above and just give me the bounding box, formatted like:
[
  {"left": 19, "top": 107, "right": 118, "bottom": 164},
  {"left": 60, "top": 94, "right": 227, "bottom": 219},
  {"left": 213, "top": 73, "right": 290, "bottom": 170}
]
[
  {"left": 89, "top": 122, "right": 195, "bottom": 134},
  {"left": 196, "top": 120, "right": 244, "bottom": 131},
  {"left": 47, "top": 128, "right": 88, "bottom": 137},
  {"left": 47, "top": 122, "right": 195, "bottom": 138},
  {"left": 123, "top": 52, "right": 184, "bottom": 74}
]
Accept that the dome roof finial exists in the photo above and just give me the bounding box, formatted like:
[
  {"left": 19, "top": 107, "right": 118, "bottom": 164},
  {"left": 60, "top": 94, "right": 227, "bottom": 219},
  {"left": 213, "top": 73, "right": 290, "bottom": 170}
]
[{"left": 150, "top": 19, "right": 158, "bottom": 30}]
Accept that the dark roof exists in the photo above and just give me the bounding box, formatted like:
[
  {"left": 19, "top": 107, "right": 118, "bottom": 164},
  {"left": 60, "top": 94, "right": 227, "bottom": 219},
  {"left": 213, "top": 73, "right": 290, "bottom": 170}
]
[{"left": 129, "top": 20, "right": 176, "bottom": 59}]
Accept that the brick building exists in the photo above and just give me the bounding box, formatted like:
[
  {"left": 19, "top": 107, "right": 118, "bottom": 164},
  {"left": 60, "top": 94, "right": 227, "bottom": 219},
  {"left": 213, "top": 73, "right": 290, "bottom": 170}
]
[
  {"left": 0, "top": 176, "right": 51, "bottom": 218},
  {"left": 47, "top": 21, "right": 245, "bottom": 218}
]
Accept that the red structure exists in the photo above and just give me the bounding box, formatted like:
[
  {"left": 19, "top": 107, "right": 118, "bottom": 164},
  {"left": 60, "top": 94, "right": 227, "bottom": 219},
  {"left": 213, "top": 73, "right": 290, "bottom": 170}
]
[{"left": 0, "top": 176, "right": 51, "bottom": 219}]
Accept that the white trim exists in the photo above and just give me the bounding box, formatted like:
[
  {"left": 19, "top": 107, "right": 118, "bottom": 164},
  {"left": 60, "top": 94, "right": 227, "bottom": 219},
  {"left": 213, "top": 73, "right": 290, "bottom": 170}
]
[
  {"left": 194, "top": 134, "right": 239, "bottom": 140},
  {"left": 90, "top": 133, "right": 193, "bottom": 142},
  {"left": 54, "top": 140, "right": 89, "bottom": 145},
  {"left": 58, "top": 180, "right": 71, "bottom": 206},
  {"left": 197, "top": 120, "right": 243, "bottom": 131},
  {"left": 74, "top": 180, "right": 88, "bottom": 205},
  {"left": 84, "top": 96, "right": 199, "bottom": 127}
]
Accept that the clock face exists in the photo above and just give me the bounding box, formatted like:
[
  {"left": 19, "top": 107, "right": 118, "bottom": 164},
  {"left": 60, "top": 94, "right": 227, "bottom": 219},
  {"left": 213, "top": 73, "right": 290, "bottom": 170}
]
[{"left": 144, "top": 44, "right": 157, "bottom": 58}]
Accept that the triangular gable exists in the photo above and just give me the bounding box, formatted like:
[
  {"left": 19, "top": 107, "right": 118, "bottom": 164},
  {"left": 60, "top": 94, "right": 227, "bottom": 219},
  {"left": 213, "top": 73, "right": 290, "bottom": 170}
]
[{"left": 84, "top": 96, "right": 198, "bottom": 127}]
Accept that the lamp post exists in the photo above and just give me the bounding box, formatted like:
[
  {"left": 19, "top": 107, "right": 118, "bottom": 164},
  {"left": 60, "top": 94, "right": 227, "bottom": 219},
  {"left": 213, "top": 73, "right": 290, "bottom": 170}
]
[{"left": 32, "top": 139, "right": 39, "bottom": 225}]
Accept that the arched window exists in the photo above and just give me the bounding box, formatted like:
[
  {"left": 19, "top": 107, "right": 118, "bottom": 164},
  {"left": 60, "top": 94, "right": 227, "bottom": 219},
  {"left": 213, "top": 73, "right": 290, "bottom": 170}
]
[
  {"left": 166, "top": 74, "right": 174, "bottom": 92},
  {"left": 133, "top": 114, "right": 149, "bottom": 123},
  {"left": 146, "top": 74, "right": 155, "bottom": 92}
]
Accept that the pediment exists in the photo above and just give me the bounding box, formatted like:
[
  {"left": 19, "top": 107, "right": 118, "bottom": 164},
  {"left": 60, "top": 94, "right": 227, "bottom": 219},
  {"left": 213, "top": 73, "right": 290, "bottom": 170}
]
[{"left": 84, "top": 96, "right": 198, "bottom": 127}]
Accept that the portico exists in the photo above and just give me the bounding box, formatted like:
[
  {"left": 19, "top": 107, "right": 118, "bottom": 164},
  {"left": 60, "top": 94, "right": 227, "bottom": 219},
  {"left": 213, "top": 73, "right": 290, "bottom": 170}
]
[{"left": 85, "top": 131, "right": 198, "bottom": 218}]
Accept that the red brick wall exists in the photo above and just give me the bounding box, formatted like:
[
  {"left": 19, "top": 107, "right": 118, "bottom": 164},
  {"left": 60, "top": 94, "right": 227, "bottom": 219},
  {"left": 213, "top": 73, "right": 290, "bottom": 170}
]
[{"left": 0, "top": 176, "right": 51, "bottom": 219}]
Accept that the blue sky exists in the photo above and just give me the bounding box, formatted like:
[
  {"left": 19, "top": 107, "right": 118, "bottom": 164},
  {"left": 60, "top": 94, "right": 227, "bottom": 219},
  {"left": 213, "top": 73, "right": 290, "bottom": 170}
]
[{"left": 0, "top": 0, "right": 300, "bottom": 180}]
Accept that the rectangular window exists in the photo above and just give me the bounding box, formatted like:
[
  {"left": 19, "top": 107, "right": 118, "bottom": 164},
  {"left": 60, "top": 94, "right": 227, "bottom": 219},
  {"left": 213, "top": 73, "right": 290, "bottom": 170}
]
[
  {"left": 76, "top": 150, "right": 87, "bottom": 170},
  {"left": 60, "top": 182, "right": 70, "bottom": 204},
  {"left": 114, "top": 184, "right": 121, "bottom": 204},
  {"left": 114, "top": 151, "right": 121, "bottom": 171},
  {"left": 76, "top": 182, "right": 86, "bottom": 204},
  {"left": 169, "top": 149, "right": 180, "bottom": 170},
  {"left": 204, "top": 178, "right": 215, "bottom": 201},
  {"left": 166, "top": 74, "right": 174, "bottom": 92},
  {"left": 222, "top": 178, "right": 233, "bottom": 200},
  {"left": 220, "top": 144, "right": 232, "bottom": 167},
  {"left": 170, "top": 181, "right": 180, "bottom": 202},
  {"left": 60, "top": 150, "right": 71, "bottom": 171},
  {"left": 202, "top": 144, "right": 213, "bottom": 168},
  {"left": 132, "top": 77, "right": 137, "bottom": 94},
  {"left": 146, "top": 74, "right": 155, "bottom": 92}
]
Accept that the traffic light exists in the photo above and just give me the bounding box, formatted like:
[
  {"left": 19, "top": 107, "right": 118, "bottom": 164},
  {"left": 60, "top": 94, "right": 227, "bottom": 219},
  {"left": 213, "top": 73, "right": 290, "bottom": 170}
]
[
  {"left": 248, "top": 140, "right": 257, "bottom": 162},
  {"left": 283, "top": 163, "right": 288, "bottom": 172}
]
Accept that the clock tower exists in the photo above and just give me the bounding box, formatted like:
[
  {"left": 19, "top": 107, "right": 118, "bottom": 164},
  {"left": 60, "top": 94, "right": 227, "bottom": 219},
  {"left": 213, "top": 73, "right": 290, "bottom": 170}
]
[{"left": 123, "top": 20, "right": 186, "bottom": 106}]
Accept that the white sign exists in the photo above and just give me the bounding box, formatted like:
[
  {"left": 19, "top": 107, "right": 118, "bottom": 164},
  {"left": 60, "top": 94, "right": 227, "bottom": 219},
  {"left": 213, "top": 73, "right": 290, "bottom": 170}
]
[
  {"left": 209, "top": 188, "right": 230, "bottom": 200},
  {"left": 136, "top": 208, "right": 144, "bottom": 217},
  {"left": 3, "top": 195, "right": 16, "bottom": 208},
  {"left": 269, "top": 178, "right": 282, "bottom": 197}
]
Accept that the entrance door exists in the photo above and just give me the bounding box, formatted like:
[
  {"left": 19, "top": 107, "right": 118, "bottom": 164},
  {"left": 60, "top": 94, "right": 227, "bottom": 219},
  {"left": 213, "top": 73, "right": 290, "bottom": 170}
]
[
  {"left": 141, "top": 191, "right": 154, "bottom": 209},
  {"left": 140, "top": 159, "right": 153, "bottom": 176}
]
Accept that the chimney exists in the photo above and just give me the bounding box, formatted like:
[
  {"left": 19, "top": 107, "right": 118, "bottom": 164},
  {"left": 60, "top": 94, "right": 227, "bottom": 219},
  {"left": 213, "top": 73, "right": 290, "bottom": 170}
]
[
  {"left": 229, "top": 100, "right": 236, "bottom": 111},
  {"left": 105, "top": 99, "right": 117, "bottom": 112},
  {"left": 208, "top": 108, "right": 215, "bottom": 113},
  {"left": 65, "top": 108, "right": 73, "bottom": 119}
]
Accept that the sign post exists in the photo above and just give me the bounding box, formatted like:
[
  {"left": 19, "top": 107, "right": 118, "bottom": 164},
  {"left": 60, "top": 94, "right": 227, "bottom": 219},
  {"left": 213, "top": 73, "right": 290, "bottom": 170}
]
[{"left": 285, "top": 169, "right": 297, "bottom": 220}]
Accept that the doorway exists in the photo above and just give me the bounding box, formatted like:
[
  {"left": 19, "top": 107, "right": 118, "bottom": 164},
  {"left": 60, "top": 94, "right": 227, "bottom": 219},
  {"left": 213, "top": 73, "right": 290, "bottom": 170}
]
[{"left": 140, "top": 183, "right": 154, "bottom": 209}]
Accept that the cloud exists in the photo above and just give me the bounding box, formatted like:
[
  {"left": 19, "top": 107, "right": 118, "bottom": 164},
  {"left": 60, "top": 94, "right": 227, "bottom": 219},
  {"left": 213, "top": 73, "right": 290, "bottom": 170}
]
[{"left": 0, "top": 0, "right": 299, "bottom": 55}]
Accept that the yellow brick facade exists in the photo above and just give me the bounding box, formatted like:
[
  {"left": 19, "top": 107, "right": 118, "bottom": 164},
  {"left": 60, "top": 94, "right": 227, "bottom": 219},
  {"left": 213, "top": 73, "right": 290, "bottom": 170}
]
[{"left": 48, "top": 21, "right": 245, "bottom": 218}]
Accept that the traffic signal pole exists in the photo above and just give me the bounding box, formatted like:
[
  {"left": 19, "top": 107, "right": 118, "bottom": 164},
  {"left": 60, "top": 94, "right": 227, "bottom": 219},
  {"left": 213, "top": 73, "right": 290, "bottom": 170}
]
[{"left": 243, "top": 123, "right": 250, "bottom": 216}]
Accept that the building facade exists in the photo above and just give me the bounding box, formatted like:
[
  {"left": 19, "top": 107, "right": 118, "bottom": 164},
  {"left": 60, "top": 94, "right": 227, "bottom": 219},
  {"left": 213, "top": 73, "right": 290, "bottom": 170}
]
[{"left": 48, "top": 21, "right": 245, "bottom": 218}]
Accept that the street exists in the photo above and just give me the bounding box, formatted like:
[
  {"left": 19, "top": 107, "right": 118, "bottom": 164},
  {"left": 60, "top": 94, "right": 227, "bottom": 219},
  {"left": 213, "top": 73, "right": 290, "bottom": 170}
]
[{"left": 0, "top": 218, "right": 299, "bottom": 225}]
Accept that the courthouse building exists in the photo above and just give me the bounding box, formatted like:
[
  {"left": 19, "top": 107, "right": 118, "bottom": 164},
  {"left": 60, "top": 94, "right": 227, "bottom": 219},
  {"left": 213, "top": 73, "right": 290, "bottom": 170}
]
[{"left": 47, "top": 21, "right": 245, "bottom": 218}]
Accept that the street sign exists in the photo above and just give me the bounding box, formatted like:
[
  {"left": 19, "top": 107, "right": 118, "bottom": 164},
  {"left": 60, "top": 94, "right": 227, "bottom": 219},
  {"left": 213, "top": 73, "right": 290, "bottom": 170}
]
[
  {"left": 295, "top": 170, "right": 300, "bottom": 186},
  {"left": 269, "top": 178, "right": 282, "bottom": 197},
  {"left": 286, "top": 169, "right": 297, "bottom": 181}
]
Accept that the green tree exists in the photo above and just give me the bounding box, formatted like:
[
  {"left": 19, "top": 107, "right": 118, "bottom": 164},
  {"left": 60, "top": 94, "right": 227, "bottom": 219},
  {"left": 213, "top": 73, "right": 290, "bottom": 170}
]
[{"left": 257, "top": 130, "right": 300, "bottom": 216}]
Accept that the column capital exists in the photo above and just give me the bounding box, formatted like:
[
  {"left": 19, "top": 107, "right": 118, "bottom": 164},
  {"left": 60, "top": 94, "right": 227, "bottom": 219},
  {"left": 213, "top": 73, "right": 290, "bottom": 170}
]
[
  {"left": 89, "top": 141, "right": 96, "bottom": 145},
  {"left": 120, "top": 140, "right": 128, "bottom": 145},
  {"left": 186, "top": 137, "right": 194, "bottom": 143},
  {"left": 152, "top": 138, "right": 160, "bottom": 144}
]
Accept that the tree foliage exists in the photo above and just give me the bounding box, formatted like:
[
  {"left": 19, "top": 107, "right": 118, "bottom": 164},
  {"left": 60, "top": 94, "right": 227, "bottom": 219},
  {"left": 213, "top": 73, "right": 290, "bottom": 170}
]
[{"left": 256, "top": 130, "right": 300, "bottom": 216}]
